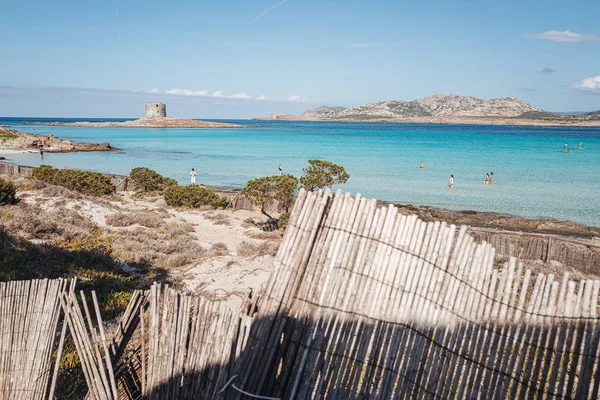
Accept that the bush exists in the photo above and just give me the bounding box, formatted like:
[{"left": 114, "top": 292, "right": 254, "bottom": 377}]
[
  {"left": 32, "top": 165, "right": 114, "bottom": 196},
  {"left": 242, "top": 174, "right": 298, "bottom": 212},
  {"left": 300, "top": 159, "right": 350, "bottom": 191},
  {"left": 105, "top": 212, "right": 164, "bottom": 228},
  {"left": 164, "top": 185, "right": 226, "bottom": 208},
  {"left": 129, "top": 167, "right": 177, "bottom": 192},
  {"left": 0, "top": 178, "right": 18, "bottom": 205},
  {"left": 277, "top": 211, "right": 291, "bottom": 231}
]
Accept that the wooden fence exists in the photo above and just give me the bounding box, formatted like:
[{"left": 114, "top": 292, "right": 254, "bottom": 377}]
[
  {"left": 230, "top": 188, "right": 600, "bottom": 399},
  {"left": 2, "top": 189, "right": 600, "bottom": 399},
  {"left": 0, "top": 278, "right": 70, "bottom": 400}
]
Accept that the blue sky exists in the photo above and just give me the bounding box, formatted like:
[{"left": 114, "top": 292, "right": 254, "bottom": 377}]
[{"left": 1, "top": 0, "right": 599, "bottom": 117}]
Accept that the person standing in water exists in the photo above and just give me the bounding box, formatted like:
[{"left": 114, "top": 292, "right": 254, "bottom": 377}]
[
  {"left": 189, "top": 168, "right": 197, "bottom": 187},
  {"left": 448, "top": 175, "right": 454, "bottom": 187},
  {"left": 563, "top": 143, "right": 569, "bottom": 152},
  {"left": 420, "top": 161, "right": 424, "bottom": 169},
  {"left": 278, "top": 164, "right": 283, "bottom": 176},
  {"left": 490, "top": 172, "right": 494, "bottom": 182}
]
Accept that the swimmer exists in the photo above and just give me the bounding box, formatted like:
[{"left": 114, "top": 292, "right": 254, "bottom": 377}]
[
  {"left": 448, "top": 175, "right": 454, "bottom": 188},
  {"left": 420, "top": 161, "right": 424, "bottom": 169},
  {"left": 490, "top": 172, "right": 494, "bottom": 182},
  {"left": 484, "top": 177, "right": 489, "bottom": 186},
  {"left": 578, "top": 141, "right": 584, "bottom": 149},
  {"left": 563, "top": 143, "right": 569, "bottom": 152}
]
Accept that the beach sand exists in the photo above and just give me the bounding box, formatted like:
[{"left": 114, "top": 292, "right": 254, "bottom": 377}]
[{"left": 3, "top": 177, "right": 279, "bottom": 311}]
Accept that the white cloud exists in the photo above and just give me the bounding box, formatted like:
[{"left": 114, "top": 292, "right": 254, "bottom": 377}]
[
  {"left": 572, "top": 76, "right": 600, "bottom": 93},
  {"left": 536, "top": 67, "right": 554, "bottom": 74},
  {"left": 248, "top": 0, "right": 290, "bottom": 24},
  {"left": 149, "top": 88, "right": 160, "bottom": 93},
  {"left": 165, "top": 88, "right": 209, "bottom": 96},
  {"left": 288, "top": 94, "right": 307, "bottom": 102},
  {"left": 256, "top": 95, "right": 268, "bottom": 100},
  {"left": 231, "top": 92, "right": 252, "bottom": 99},
  {"left": 524, "top": 30, "right": 600, "bottom": 43}
]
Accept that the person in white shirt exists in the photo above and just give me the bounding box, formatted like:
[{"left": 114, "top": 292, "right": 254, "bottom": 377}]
[
  {"left": 190, "top": 168, "right": 197, "bottom": 187},
  {"left": 278, "top": 164, "right": 283, "bottom": 176}
]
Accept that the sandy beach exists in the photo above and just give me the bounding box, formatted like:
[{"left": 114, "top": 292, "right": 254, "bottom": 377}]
[{"left": 0, "top": 173, "right": 279, "bottom": 311}]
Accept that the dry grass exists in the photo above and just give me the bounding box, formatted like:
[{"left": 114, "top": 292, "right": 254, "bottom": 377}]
[
  {"left": 106, "top": 212, "right": 164, "bottom": 228},
  {"left": 109, "top": 225, "right": 204, "bottom": 268},
  {"left": 204, "top": 212, "right": 231, "bottom": 226},
  {"left": 166, "top": 221, "right": 195, "bottom": 237},
  {"left": 0, "top": 203, "right": 98, "bottom": 241},
  {"left": 237, "top": 240, "right": 279, "bottom": 258},
  {"left": 242, "top": 217, "right": 265, "bottom": 229},
  {"left": 41, "top": 185, "right": 83, "bottom": 199},
  {"left": 210, "top": 242, "right": 229, "bottom": 256},
  {"left": 245, "top": 230, "right": 283, "bottom": 240}
]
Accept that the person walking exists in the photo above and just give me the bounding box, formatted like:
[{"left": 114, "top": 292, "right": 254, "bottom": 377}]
[
  {"left": 189, "top": 168, "right": 197, "bottom": 187},
  {"left": 278, "top": 164, "right": 283, "bottom": 176}
]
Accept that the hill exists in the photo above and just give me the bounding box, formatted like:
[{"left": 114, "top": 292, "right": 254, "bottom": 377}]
[{"left": 268, "top": 94, "right": 546, "bottom": 121}]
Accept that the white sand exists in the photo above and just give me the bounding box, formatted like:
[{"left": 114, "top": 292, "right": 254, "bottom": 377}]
[{"left": 19, "top": 188, "right": 277, "bottom": 311}]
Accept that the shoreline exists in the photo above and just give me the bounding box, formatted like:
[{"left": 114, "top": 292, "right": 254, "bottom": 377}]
[
  {"left": 256, "top": 115, "right": 600, "bottom": 128},
  {"left": 0, "top": 127, "right": 116, "bottom": 153},
  {"left": 38, "top": 117, "right": 244, "bottom": 129},
  {"left": 1, "top": 158, "right": 598, "bottom": 237}
]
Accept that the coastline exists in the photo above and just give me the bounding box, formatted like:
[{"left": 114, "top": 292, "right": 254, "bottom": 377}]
[
  {"left": 37, "top": 117, "right": 244, "bottom": 129},
  {"left": 1, "top": 158, "right": 598, "bottom": 236},
  {"left": 256, "top": 115, "right": 600, "bottom": 128},
  {"left": 0, "top": 127, "right": 116, "bottom": 153}
]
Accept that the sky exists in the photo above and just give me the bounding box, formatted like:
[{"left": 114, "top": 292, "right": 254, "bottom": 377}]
[{"left": 1, "top": 0, "right": 599, "bottom": 118}]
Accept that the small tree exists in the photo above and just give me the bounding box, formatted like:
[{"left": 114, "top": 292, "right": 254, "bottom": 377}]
[
  {"left": 242, "top": 174, "right": 298, "bottom": 214},
  {"left": 0, "top": 178, "right": 18, "bottom": 205},
  {"left": 300, "top": 159, "right": 349, "bottom": 191}
]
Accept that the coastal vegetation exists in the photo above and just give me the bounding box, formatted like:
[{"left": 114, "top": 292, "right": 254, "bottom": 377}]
[
  {"left": 163, "top": 185, "right": 230, "bottom": 209},
  {"left": 0, "top": 128, "right": 17, "bottom": 139},
  {"left": 32, "top": 165, "right": 114, "bottom": 196},
  {"left": 300, "top": 159, "right": 350, "bottom": 191},
  {"left": 129, "top": 166, "right": 177, "bottom": 192},
  {"left": 0, "top": 178, "right": 18, "bottom": 205},
  {"left": 242, "top": 159, "right": 349, "bottom": 229},
  {"left": 242, "top": 174, "right": 298, "bottom": 213}
]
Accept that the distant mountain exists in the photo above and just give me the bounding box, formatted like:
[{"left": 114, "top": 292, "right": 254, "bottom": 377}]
[
  {"left": 268, "top": 94, "right": 546, "bottom": 121},
  {"left": 576, "top": 110, "right": 600, "bottom": 120}
]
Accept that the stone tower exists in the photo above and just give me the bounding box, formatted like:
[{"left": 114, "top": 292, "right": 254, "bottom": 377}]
[{"left": 145, "top": 102, "right": 167, "bottom": 118}]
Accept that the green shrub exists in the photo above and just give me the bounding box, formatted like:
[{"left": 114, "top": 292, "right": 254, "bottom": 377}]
[
  {"left": 212, "top": 196, "right": 231, "bottom": 209},
  {"left": 164, "top": 185, "right": 222, "bottom": 208},
  {"left": 129, "top": 167, "right": 177, "bottom": 192},
  {"left": 277, "top": 211, "right": 291, "bottom": 231},
  {"left": 32, "top": 165, "right": 114, "bottom": 196},
  {"left": 300, "top": 159, "right": 350, "bottom": 191},
  {"left": 242, "top": 174, "right": 298, "bottom": 212},
  {"left": 0, "top": 178, "right": 18, "bottom": 205}
]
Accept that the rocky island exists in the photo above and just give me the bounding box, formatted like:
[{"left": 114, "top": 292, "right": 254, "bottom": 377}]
[
  {"left": 260, "top": 94, "right": 600, "bottom": 127},
  {"left": 39, "top": 102, "right": 243, "bottom": 128},
  {"left": 0, "top": 127, "right": 115, "bottom": 153}
]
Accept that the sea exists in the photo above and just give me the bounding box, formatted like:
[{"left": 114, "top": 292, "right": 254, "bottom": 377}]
[{"left": 1, "top": 117, "right": 599, "bottom": 227}]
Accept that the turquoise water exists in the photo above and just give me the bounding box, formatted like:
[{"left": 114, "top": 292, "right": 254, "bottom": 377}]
[{"left": 1, "top": 118, "right": 599, "bottom": 226}]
